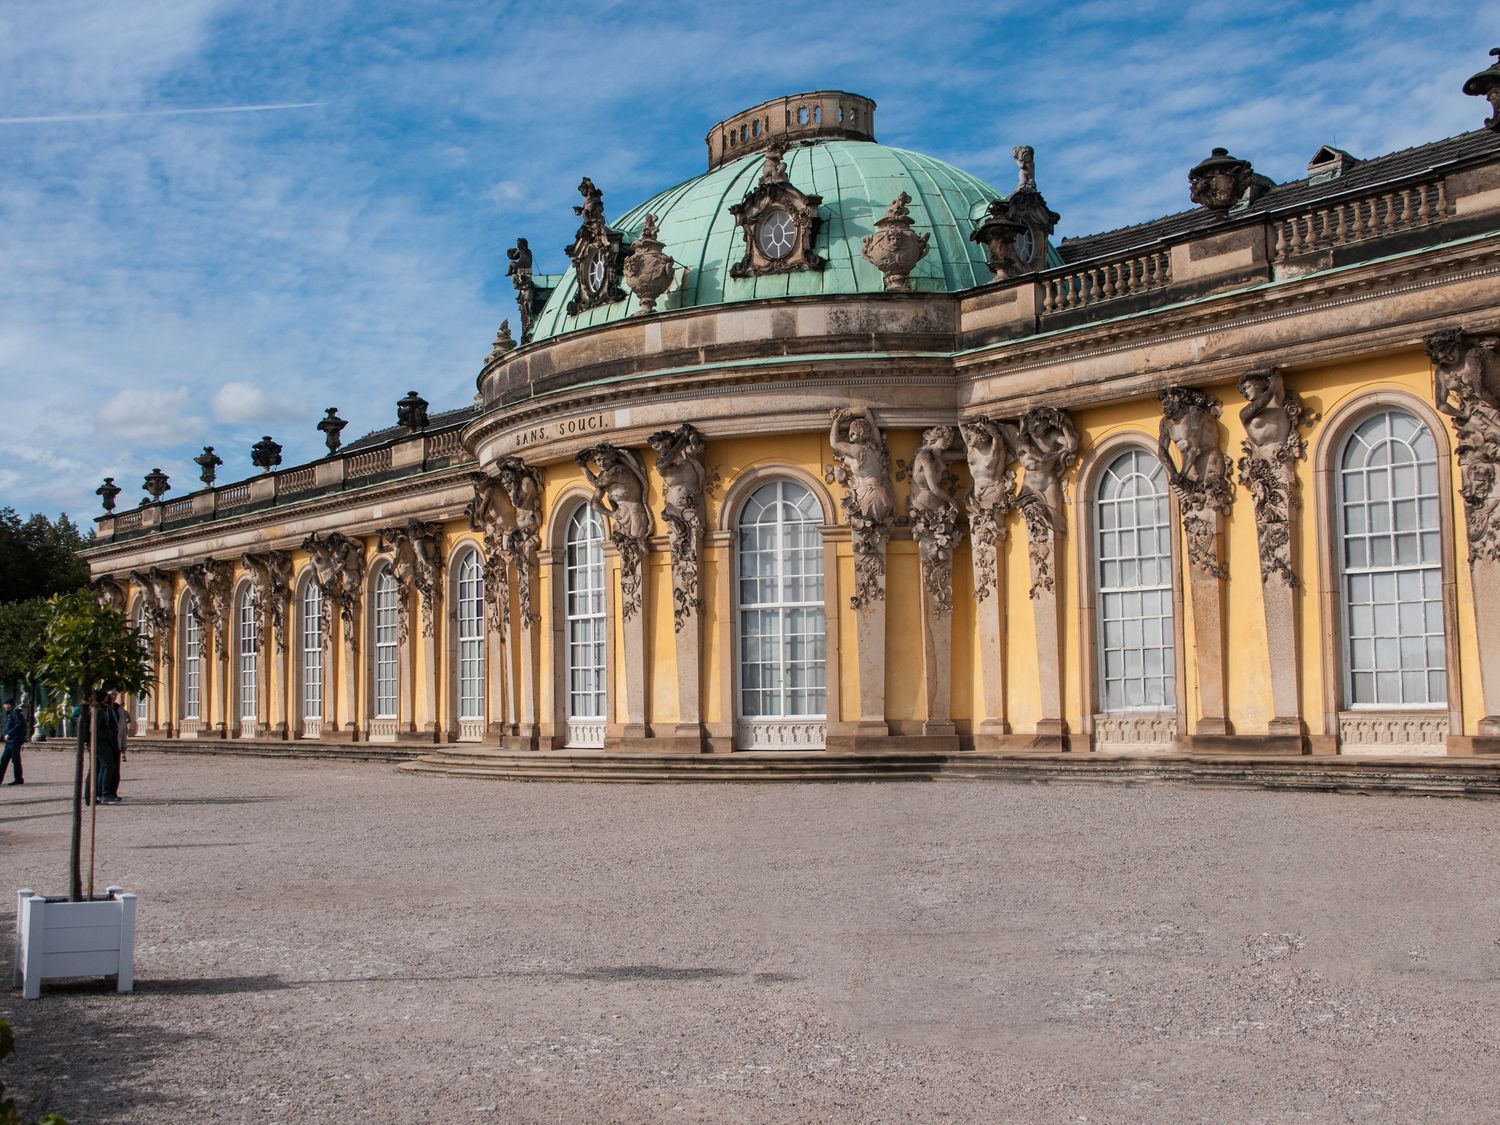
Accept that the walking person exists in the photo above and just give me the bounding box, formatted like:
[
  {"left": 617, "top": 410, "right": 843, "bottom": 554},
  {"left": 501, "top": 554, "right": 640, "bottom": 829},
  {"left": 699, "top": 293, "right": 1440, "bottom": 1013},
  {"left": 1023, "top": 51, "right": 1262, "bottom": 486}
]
[
  {"left": 1, "top": 699, "right": 24, "bottom": 785},
  {"left": 92, "top": 695, "right": 122, "bottom": 805},
  {"left": 109, "top": 690, "right": 128, "bottom": 798}
]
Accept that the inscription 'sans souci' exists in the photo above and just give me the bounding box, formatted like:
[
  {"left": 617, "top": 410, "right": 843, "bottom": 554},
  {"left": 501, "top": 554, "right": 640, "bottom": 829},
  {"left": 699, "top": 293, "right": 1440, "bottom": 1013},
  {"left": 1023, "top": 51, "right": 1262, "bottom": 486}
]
[{"left": 512, "top": 412, "right": 613, "bottom": 450}]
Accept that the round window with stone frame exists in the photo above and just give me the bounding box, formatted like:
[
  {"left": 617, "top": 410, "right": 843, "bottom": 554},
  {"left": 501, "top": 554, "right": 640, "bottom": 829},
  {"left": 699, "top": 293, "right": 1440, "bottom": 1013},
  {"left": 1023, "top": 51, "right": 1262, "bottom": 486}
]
[
  {"left": 583, "top": 248, "right": 609, "bottom": 295},
  {"left": 756, "top": 208, "right": 797, "bottom": 261}
]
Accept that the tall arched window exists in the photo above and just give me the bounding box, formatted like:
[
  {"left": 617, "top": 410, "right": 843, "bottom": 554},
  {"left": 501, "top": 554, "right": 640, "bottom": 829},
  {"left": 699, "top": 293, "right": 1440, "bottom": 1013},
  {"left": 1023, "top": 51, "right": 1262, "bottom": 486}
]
[
  {"left": 455, "top": 550, "right": 485, "bottom": 724},
  {"left": 183, "top": 602, "right": 202, "bottom": 720},
  {"left": 1337, "top": 409, "right": 1446, "bottom": 708},
  {"left": 1094, "top": 449, "right": 1175, "bottom": 713},
  {"left": 564, "top": 504, "right": 607, "bottom": 747},
  {"left": 301, "top": 580, "right": 323, "bottom": 724},
  {"left": 373, "top": 568, "right": 399, "bottom": 719},
  {"left": 736, "top": 480, "right": 826, "bottom": 748},
  {"left": 237, "top": 587, "right": 258, "bottom": 725},
  {"left": 132, "top": 599, "right": 151, "bottom": 724}
]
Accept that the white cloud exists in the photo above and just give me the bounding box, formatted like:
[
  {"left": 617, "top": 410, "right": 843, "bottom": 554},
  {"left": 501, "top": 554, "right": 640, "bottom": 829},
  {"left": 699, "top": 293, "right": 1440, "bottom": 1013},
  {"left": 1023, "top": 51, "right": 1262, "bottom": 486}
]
[
  {"left": 211, "top": 380, "right": 296, "bottom": 425},
  {"left": 100, "top": 387, "right": 199, "bottom": 442}
]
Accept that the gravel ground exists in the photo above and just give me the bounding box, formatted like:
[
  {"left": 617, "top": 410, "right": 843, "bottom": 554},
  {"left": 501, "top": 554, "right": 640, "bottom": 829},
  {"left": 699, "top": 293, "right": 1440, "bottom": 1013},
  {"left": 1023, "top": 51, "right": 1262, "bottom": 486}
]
[{"left": 2, "top": 749, "right": 1498, "bottom": 1123}]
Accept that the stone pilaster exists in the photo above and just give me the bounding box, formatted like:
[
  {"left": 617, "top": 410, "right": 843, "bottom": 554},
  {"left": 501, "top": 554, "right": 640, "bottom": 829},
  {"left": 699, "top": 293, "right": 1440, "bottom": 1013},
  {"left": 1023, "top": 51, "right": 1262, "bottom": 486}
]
[
  {"left": 1021, "top": 499, "right": 1067, "bottom": 749},
  {"left": 968, "top": 512, "right": 1010, "bottom": 745}
]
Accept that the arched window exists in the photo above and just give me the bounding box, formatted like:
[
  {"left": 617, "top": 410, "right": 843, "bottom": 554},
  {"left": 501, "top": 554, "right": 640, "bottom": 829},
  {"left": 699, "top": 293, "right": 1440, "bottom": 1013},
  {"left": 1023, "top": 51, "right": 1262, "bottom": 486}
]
[
  {"left": 132, "top": 599, "right": 151, "bottom": 724},
  {"left": 237, "top": 587, "right": 258, "bottom": 724},
  {"left": 1337, "top": 409, "right": 1445, "bottom": 708},
  {"left": 736, "top": 480, "right": 826, "bottom": 747},
  {"left": 455, "top": 550, "right": 485, "bottom": 722},
  {"left": 182, "top": 602, "right": 202, "bottom": 720},
  {"left": 372, "top": 568, "right": 399, "bottom": 719},
  {"left": 301, "top": 580, "right": 323, "bottom": 723},
  {"left": 564, "top": 504, "right": 607, "bottom": 747},
  {"left": 1094, "top": 449, "right": 1175, "bottom": 713}
]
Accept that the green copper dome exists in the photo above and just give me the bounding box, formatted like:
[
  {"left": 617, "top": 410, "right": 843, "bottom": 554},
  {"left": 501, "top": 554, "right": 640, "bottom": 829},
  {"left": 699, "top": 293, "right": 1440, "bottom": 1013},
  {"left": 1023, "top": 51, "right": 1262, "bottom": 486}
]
[{"left": 529, "top": 140, "right": 1038, "bottom": 342}]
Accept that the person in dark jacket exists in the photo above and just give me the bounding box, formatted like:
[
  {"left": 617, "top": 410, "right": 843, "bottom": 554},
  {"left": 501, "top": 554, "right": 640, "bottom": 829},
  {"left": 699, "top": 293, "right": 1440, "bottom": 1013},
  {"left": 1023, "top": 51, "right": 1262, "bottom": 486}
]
[
  {"left": 1, "top": 699, "right": 24, "bottom": 785},
  {"left": 92, "top": 695, "right": 122, "bottom": 805}
]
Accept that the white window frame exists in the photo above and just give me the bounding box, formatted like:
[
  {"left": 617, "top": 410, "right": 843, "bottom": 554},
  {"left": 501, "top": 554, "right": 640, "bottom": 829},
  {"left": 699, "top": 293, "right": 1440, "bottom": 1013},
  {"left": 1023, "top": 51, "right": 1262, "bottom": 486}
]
[
  {"left": 735, "top": 479, "right": 826, "bottom": 749},
  {"left": 301, "top": 581, "right": 323, "bottom": 722},
  {"left": 132, "top": 600, "right": 151, "bottom": 723},
  {"left": 237, "top": 587, "right": 258, "bottom": 722},
  {"left": 563, "top": 505, "right": 607, "bottom": 747},
  {"left": 1336, "top": 408, "right": 1447, "bottom": 710},
  {"left": 183, "top": 604, "right": 202, "bottom": 720},
  {"left": 456, "top": 551, "right": 486, "bottom": 722},
  {"left": 373, "top": 569, "right": 399, "bottom": 720},
  {"left": 1093, "top": 448, "right": 1176, "bottom": 714}
]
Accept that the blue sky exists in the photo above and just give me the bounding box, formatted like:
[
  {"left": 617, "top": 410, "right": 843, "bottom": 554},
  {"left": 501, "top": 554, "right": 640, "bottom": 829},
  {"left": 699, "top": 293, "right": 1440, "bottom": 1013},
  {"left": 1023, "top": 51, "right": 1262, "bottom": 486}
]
[{"left": 2, "top": 1, "right": 1497, "bottom": 521}]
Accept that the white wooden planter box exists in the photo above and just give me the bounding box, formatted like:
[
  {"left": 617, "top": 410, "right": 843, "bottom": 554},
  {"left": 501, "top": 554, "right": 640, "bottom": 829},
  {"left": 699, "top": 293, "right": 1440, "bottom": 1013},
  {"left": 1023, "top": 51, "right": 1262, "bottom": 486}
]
[{"left": 14, "top": 886, "right": 136, "bottom": 999}]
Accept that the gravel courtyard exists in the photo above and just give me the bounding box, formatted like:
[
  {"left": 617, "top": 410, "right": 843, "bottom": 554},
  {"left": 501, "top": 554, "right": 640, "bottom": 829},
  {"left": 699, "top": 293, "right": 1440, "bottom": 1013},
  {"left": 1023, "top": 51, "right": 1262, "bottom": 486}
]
[{"left": 3, "top": 749, "right": 1498, "bottom": 1123}]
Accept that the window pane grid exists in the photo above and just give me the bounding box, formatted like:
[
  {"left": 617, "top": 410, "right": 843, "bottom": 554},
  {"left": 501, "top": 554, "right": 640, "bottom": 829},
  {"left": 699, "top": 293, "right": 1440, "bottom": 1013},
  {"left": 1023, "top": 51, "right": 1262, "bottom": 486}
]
[
  {"left": 1095, "top": 450, "right": 1175, "bottom": 713},
  {"left": 565, "top": 507, "right": 607, "bottom": 722},
  {"left": 737, "top": 481, "right": 826, "bottom": 719},
  {"left": 133, "top": 601, "right": 150, "bottom": 722},
  {"left": 374, "top": 571, "right": 399, "bottom": 718},
  {"left": 302, "top": 582, "right": 323, "bottom": 721},
  {"left": 238, "top": 591, "right": 257, "bottom": 720},
  {"left": 456, "top": 552, "right": 486, "bottom": 720},
  {"left": 183, "top": 603, "right": 201, "bottom": 719},
  {"left": 1339, "top": 411, "right": 1446, "bottom": 708}
]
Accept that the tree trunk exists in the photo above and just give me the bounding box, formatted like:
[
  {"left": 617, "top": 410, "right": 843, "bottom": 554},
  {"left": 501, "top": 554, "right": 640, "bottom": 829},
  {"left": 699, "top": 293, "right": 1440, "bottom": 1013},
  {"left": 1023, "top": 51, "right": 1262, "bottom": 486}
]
[{"left": 70, "top": 700, "right": 86, "bottom": 901}]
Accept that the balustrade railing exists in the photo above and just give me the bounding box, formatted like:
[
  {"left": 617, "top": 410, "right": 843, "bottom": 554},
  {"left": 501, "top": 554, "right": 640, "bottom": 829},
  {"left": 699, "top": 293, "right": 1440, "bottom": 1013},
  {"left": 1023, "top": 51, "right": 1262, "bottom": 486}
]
[
  {"left": 278, "top": 466, "right": 316, "bottom": 495},
  {"left": 115, "top": 510, "right": 143, "bottom": 530},
  {"left": 347, "top": 447, "right": 392, "bottom": 478},
  {"left": 1041, "top": 248, "right": 1171, "bottom": 315},
  {"left": 427, "top": 429, "right": 463, "bottom": 459},
  {"left": 164, "top": 498, "right": 194, "bottom": 520},
  {"left": 1273, "top": 181, "right": 1447, "bottom": 261},
  {"left": 217, "top": 482, "right": 252, "bottom": 508}
]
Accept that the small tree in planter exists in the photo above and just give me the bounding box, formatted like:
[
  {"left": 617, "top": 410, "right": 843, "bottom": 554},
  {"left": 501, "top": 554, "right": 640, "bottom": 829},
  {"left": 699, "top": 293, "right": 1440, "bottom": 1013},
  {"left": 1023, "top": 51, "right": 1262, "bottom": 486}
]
[{"left": 14, "top": 592, "right": 152, "bottom": 998}]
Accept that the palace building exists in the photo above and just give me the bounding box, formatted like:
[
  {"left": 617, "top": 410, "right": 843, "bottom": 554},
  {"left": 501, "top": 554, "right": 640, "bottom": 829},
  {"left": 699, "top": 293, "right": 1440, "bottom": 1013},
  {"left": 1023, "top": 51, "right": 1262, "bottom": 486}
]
[{"left": 84, "top": 59, "right": 1500, "bottom": 762}]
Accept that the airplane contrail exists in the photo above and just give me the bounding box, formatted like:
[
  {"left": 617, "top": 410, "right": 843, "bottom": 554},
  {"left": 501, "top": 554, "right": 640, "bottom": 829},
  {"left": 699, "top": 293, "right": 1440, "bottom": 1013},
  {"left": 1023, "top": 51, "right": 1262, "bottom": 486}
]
[{"left": 0, "top": 102, "right": 325, "bottom": 125}]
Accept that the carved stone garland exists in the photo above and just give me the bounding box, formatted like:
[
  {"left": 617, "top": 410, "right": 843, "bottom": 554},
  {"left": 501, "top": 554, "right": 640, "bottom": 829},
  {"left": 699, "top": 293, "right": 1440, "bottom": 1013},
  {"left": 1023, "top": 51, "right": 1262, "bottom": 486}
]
[
  {"left": 576, "top": 443, "right": 653, "bottom": 621},
  {"left": 961, "top": 417, "right": 1019, "bottom": 604},
  {"left": 827, "top": 406, "right": 894, "bottom": 611},
  {"left": 648, "top": 423, "right": 708, "bottom": 631},
  {"left": 1013, "top": 406, "right": 1079, "bottom": 599},
  {"left": 466, "top": 474, "right": 513, "bottom": 641},
  {"left": 728, "top": 140, "right": 825, "bottom": 279},
  {"left": 377, "top": 520, "right": 444, "bottom": 643},
  {"left": 905, "top": 426, "right": 966, "bottom": 614},
  {"left": 494, "top": 456, "right": 543, "bottom": 628},
  {"left": 1428, "top": 328, "right": 1500, "bottom": 562},
  {"left": 1157, "top": 387, "right": 1235, "bottom": 578},
  {"left": 241, "top": 550, "right": 293, "bottom": 654},
  {"left": 1236, "top": 369, "right": 1315, "bottom": 586},
  {"left": 564, "top": 177, "right": 627, "bottom": 316}
]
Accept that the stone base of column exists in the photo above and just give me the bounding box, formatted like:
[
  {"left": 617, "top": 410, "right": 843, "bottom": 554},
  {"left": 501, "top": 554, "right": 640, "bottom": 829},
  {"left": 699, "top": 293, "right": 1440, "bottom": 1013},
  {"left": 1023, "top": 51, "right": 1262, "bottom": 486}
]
[
  {"left": 1027, "top": 719, "right": 1069, "bottom": 752},
  {"left": 325, "top": 726, "right": 361, "bottom": 743},
  {"left": 826, "top": 729, "right": 959, "bottom": 754},
  {"left": 1194, "top": 717, "right": 1233, "bottom": 738},
  {"left": 502, "top": 730, "right": 538, "bottom": 751},
  {"left": 922, "top": 718, "right": 957, "bottom": 737},
  {"left": 1268, "top": 716, "right": 1305, "bottom": 738},
  {"left": 1186, "top": 732, "right": 1304, "bottom": 755},
  {"left": 1479, "top": 715, "right": 1500, "bottom": 739}
]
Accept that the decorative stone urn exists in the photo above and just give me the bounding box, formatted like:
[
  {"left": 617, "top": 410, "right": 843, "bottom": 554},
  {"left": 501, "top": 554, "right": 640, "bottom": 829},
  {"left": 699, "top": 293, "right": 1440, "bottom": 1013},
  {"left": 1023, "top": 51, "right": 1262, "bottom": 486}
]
[
  {"left": 861, "top": 192, "right": 930, "bottom": 292},
  {"left": 95, "top": 477, "right": 121, "bottom": 513},
  {"left": 15, "top": 886, "right": 137, "bottom": 999},
  {"left": 1188, "top": 147, "right": 1254, "bottom": 212},
  {"left": 1464, "top": 48, "right": 1500, "bottom": 131},
  {"left": 250, "top": 435, "right": 282, "bottom": 472},
  {"left": 622, "top": 215, "right": 677, "bottom": 314},
  {"left": 194, "top": 445, "right": 223, "bottom": 485},
  {"left": 142, "top": 467, "right": 171, "bottom": 502}
]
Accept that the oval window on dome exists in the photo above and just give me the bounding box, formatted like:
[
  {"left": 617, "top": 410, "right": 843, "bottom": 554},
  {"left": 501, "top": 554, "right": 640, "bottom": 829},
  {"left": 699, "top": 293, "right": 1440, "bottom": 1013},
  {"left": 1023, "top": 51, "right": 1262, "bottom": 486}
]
[
  {"left": 756, "top": 209, "right": 797, "bottom": 260},
  {"left": 584, "top": 248, "right": 608, "bottom": 294}
]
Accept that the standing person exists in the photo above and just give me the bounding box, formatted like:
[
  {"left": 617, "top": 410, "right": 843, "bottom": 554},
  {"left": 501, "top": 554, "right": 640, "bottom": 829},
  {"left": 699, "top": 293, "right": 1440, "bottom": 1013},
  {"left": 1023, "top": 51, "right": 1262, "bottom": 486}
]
[
  {"left": 92, "top": 694, "right": 122, "bottom": 805},
  {"left": 110, "top": 690, "right": 128, "bottom": 797},
  {"left": 1, "top": 699, "right": 24, "bottom": 785}
]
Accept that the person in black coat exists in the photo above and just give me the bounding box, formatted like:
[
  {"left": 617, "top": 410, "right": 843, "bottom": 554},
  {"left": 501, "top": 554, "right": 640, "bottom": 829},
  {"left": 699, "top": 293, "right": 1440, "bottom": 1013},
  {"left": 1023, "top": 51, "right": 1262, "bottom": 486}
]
[
  {"left": 92, "top": 695, "right": 122, "bottom": 804},
  {"left": 1, "top": 699, "right": 24, "bottom": 785}
]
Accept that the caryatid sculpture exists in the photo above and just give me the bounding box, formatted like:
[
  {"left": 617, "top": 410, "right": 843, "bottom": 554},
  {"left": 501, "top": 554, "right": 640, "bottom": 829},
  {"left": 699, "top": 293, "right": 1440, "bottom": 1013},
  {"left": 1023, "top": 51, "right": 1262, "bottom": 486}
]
[
  {"left": 960, "top": 416, "right": 1019, "bottom": 603},
  {"left": 241, "top": 550, "right": 293, "bottom": 652},
  {"left": 1156, "top": 386, "right": 1234, "bottom": 578},
  {"left": 648, "top": 423, "right": 709, "bottom": 630},
  {"left": 129, "top": 567, "right": 175, "bottom": 637},
  {"left": 1013, "top": 406, "right": 1080, "bottom": 596},
  {"left": 467, "top": 473, "right": 514, "bottom": 638},
  {"left": 377, "top": 520, "right": 444, "bottom": 641},
  {"left": 1237, "top": 369, "right": 1314, "bottom": 586},
  {"left": 92, "top": 576, "right": 127, "bottom": 613},
  {"left": 906, "top": 425, "right": 966, "bottom": 613},
  {"left": 182, "top": 558, "right": 233, "bottom": 659},
  {"left": 1428, "top": 328, "right": 1500, "bottom": 562},
  {"left": 301, "top": 531, "right": 366, "bottom": 647},
  {"left": 576, "top": 443, "right": 653, "bottom": 620},
  {"left": 494, "top": 455, "right": 543, "bottom": 626},
  {"left": 828, "top": 406, "right": 894, "bottom": 610}
]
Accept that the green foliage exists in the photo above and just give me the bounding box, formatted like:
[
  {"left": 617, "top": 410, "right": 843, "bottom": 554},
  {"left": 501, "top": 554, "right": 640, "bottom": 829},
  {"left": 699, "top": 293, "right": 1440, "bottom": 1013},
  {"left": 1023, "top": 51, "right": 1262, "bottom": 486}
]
[
  {"left": 0, "top": 508, "right": 91, "bottom": 606},
  {"left": 0, "top": 1018, "right": 68, "bottom": 1125},
  {"left": 0, "top": 599, "right": 48, "bottom": 693},
  {"left": 36, "top": 592, "right": 152, "bottom": 702}
]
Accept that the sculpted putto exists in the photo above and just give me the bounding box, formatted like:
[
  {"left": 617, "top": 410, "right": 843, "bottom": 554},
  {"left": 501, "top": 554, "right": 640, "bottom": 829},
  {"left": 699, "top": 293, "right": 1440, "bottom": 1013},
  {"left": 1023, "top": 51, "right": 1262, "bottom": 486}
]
[
  {"left": 960, "top": 416, "right": 1019, "bottom": 513},
  {"left": 1014, "top": 406, "right": 1080, "bottom": 531},
  {"left": 577, "top": 443, "right": 653, "bottom": 542},
  {"left": 828, "top": 406, "right": 894, "bottom": 525}
]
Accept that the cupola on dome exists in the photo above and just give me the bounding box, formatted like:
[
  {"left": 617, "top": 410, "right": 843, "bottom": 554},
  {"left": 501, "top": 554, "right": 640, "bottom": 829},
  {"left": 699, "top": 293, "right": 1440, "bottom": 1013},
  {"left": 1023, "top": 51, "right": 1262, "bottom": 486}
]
[{"left": 526, "top": 91, "right": 1047, "bottom": 343}]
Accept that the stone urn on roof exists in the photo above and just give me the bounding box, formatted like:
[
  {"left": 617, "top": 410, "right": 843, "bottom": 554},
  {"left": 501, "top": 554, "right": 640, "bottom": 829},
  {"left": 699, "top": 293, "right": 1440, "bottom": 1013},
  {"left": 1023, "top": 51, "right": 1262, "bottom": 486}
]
[
  {"left": 622, "top": 215, "right": 677, "bottom": 315},
  {"left": 861, "top": 192, "right": 930, "bottom": 292},
  {"left": 1464, "top": 48, "right": 1500, "bottom": 131}
]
